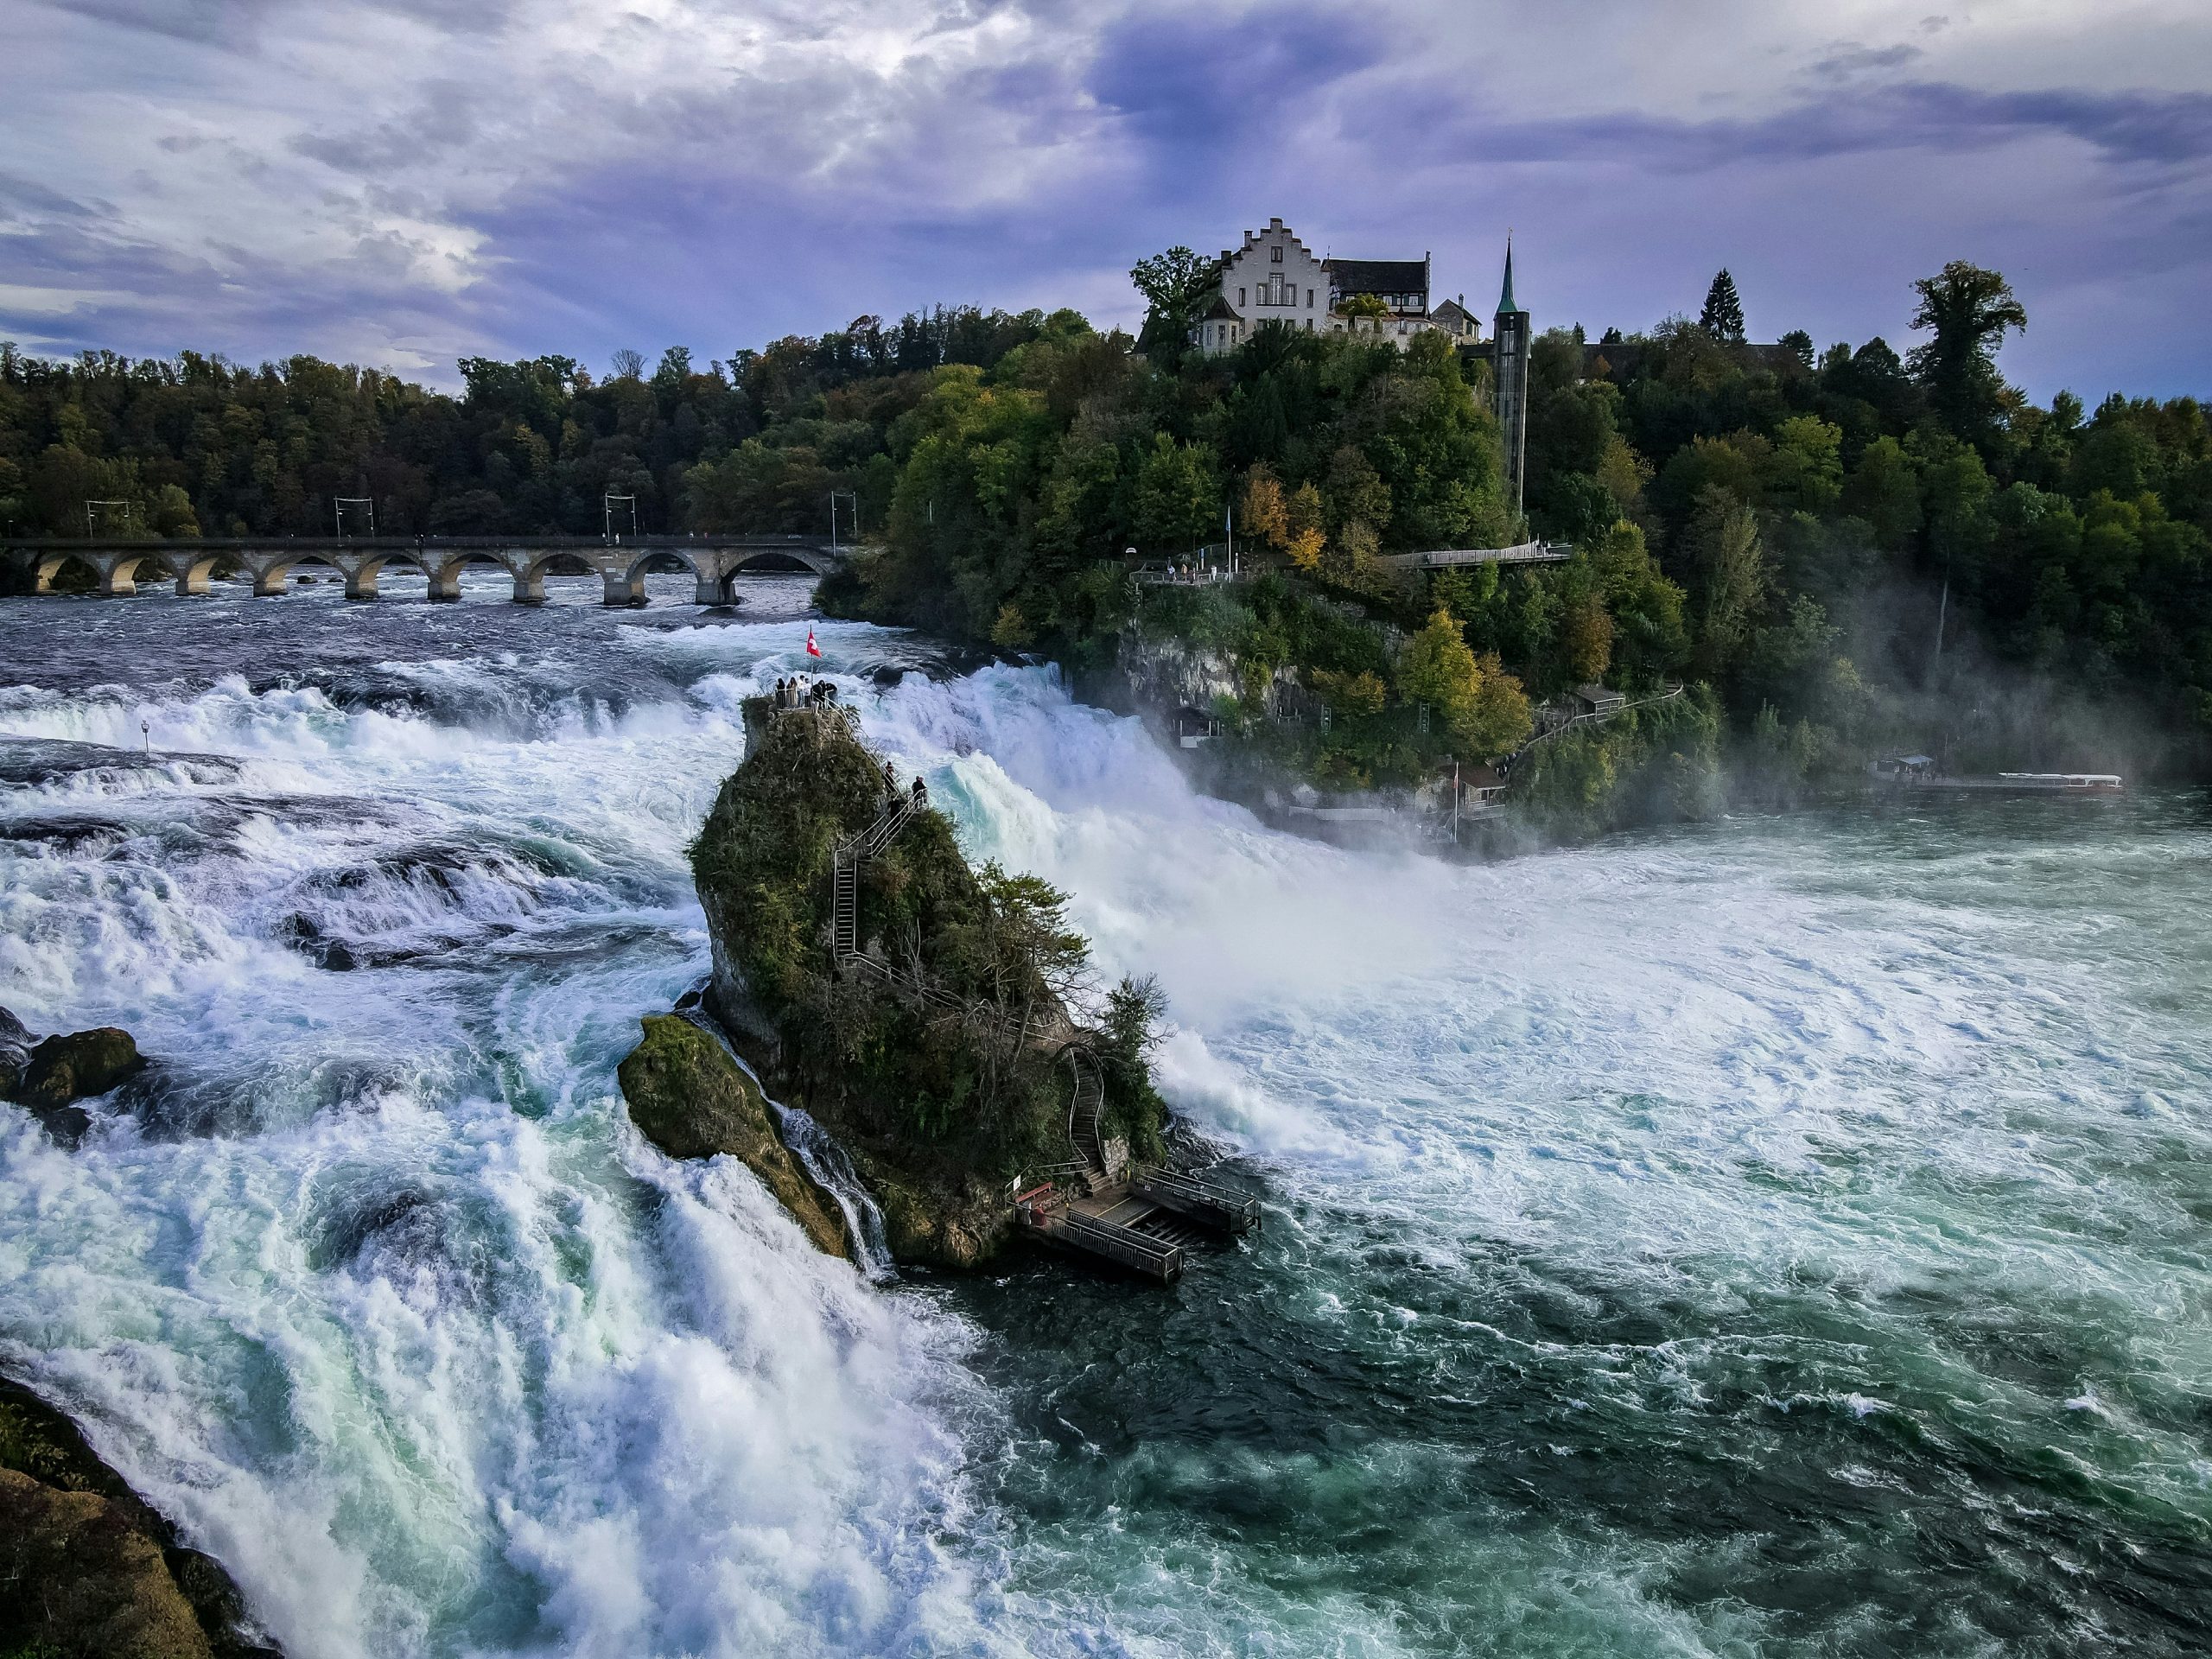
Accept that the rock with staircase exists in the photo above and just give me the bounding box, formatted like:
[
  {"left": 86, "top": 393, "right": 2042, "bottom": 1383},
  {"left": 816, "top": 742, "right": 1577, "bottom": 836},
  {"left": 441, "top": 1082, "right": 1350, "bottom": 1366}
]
[{"left": 687, "top": 694, "right": 1177, "bottom": 1272}]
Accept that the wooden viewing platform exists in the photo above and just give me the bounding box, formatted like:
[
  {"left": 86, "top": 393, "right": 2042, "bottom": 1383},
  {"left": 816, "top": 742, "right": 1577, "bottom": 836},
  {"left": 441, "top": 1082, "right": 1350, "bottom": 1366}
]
[{"left": 1016, "top": 1167, "right": 1261, "bottom": 1284}]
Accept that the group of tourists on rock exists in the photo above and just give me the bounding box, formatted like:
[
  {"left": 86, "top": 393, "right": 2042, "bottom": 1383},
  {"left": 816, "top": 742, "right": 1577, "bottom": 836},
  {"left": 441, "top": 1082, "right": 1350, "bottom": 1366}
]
[{"left": 772, "top": 674, "right": 837, "bottom": 710}]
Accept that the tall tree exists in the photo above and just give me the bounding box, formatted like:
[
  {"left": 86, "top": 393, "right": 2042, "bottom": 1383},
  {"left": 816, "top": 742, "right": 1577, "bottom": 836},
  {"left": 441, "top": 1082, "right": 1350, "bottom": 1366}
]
[
  {"left": 1700, "top": 270, "right": 1746, "bottom": 343},
  {"left": 1128, "top": 246, "right": 1217, "bottom": 361},
  {"left": 1907, "top": 261, "right": 2026, "bottom": 444}
]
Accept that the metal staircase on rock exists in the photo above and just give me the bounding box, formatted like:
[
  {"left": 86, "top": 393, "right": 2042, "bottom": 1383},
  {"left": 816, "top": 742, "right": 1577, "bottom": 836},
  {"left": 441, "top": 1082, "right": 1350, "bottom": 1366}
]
[
  {"left": 829, "top": 787, "right": 1123, "bottom": 1205},
  {"left": 830, "top": 794, "right": 916, "bottom": 966},
  {"left": 1065, "top": 1046, "right": 1109, "bottom": 1188}
]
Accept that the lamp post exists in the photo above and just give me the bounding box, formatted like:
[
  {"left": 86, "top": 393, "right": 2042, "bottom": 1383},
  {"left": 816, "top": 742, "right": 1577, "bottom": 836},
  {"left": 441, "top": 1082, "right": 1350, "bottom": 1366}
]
[
  {"left": 86, "top": 499, "right": 133, "bottom": 538},
  {"left": 604, "top": 493, "right": 639, "bottom": 543}
]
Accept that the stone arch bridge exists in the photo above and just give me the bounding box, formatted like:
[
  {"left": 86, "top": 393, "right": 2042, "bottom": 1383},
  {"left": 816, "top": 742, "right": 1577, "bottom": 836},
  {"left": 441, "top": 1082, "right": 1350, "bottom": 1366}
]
[{"left": 4, "top": 535, "right": 851, "bottom": 606}]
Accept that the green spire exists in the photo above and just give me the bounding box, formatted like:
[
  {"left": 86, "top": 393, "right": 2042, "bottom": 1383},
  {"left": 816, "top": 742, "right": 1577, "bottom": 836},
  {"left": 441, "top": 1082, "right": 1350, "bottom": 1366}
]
[{"left": 1498, "top": 238, "right": 1519, "bottom": 315}]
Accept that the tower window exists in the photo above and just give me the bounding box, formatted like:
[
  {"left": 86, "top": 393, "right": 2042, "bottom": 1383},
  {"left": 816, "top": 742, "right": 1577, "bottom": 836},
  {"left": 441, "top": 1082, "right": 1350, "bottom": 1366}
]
[{"left": 1271, "top": 245, "right": 1283, "bottom": 264}]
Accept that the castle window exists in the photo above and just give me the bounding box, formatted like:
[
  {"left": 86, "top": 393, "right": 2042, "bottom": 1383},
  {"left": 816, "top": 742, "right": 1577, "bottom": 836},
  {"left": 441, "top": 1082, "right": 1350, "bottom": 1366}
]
[
  {"left": 1238, "top": 287, "right": 1245, "bottom": 307},
  {"left": 1306, "top": 289, "right": 1313, "bottom": 307},
  {"left": 1271, "top": 245, "right": 1283, "bottom": 264}
]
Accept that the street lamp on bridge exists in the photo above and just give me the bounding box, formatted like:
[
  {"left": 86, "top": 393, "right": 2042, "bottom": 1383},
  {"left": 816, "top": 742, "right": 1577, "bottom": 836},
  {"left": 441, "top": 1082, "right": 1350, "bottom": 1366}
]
[{"left": 604, "top": 493, "right": 640, "bottom": 543}]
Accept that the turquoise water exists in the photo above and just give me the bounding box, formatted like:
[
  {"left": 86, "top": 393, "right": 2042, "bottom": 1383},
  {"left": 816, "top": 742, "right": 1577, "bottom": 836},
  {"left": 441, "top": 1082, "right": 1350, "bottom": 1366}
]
[{"left": 1, "top": 578, "right": 2207, "bottom": 1655}]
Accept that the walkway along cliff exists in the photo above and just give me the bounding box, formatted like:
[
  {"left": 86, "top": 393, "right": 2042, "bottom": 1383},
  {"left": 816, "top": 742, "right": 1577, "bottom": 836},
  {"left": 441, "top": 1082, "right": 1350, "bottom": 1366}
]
[{"left": 617, "top": 691, "right": 1254, "bottom": 1281}]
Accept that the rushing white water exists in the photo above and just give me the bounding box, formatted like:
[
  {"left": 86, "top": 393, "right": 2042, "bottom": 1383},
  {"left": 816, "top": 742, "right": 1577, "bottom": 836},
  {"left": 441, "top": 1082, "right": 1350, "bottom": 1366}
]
[{"left": 2, "top": 580, "right": 2208, "bottom": 1656}]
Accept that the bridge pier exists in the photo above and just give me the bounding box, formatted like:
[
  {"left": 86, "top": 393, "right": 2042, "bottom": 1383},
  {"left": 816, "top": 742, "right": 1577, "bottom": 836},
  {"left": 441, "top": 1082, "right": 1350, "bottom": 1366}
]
[
  {"left": 173, "top": 558, "right": 213, "bottom": 597},
  {"left": 95, "top": 554, "right": 147, "bottom": 597},
  {"left": 512, "top": 567, "right": 546, "bottom": 605},
  {"left": 694, "top": 570, "right": 738, "bottom": 606},
  {"left": 344, "top": 563, "right": 381, "bottom": 601},
  {"left": 601, "top": 569, "right": 645, "bottom": 607},
  {"left": 424, "top": 563, "right": 463, "bottom": 602}
]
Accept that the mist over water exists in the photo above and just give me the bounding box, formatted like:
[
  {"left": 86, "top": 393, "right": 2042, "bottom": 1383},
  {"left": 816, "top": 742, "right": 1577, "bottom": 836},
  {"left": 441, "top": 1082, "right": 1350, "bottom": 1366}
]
[{"left": 2, "top": 574, "right": 2208, "bottom": 1656}]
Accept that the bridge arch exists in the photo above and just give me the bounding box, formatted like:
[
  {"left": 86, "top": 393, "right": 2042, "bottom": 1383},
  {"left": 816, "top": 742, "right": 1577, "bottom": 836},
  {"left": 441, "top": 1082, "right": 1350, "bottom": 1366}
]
[
  {"left": 171, "top": 550, "right": 225, "bottom": 596},
  {"left": 251, "top": 550, "right": 353, "bottom": 598},
  {"left": 602, "top": 548, "right": 702, "bottom": 607},
  {"left": 419, "top": 550, "right": 522, "bottom": 602},
  {"left": 513, "top": 550, "right": 596, "bottom": 605},
  {"left": 34, "top": 552, "right": 101, "bottom": 594},
  {"left": 733, "top": 547, "right": 834, "bottom": 576}
]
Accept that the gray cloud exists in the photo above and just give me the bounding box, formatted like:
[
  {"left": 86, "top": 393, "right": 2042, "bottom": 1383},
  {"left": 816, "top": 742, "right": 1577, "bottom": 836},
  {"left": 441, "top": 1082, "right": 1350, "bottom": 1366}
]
[
  {"left": 1808, "top": 41, "right": 1924, "bottom": 81},
  {"left": 1361, "top": 79, "right": 2212, "bottom": 173},
  {"left": 3, "top": 0, "right": 2209, "bottom": 399}
]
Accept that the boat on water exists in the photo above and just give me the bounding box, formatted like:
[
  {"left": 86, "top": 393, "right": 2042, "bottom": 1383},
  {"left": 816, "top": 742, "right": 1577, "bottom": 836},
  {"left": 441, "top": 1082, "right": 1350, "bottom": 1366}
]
[{"left": 1871, "top": 755, "right": 2124, "bottom": 794}]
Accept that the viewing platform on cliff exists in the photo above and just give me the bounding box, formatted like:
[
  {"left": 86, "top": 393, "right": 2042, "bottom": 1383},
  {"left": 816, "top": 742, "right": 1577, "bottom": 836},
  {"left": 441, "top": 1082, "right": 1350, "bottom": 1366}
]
[{"left": 1014, "top": 1167, "right": 1259, "bottom": 1285}]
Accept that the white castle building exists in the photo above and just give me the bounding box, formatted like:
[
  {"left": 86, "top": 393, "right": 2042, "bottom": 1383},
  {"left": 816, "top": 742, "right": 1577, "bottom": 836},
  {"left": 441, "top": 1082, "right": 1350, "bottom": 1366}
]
[{"left": 1191, "top": 218, "right": 1483, "bottom": 355}]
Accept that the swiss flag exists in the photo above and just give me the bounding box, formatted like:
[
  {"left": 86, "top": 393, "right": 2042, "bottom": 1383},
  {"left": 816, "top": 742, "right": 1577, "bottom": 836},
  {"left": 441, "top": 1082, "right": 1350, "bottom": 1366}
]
[{"left": 805, "top": 626, "right": 822, "bottom": 658}]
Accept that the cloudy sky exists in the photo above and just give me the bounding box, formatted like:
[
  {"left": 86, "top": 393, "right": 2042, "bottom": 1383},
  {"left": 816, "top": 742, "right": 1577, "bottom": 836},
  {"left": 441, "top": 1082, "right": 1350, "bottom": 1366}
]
[{"left": 5, "top": 0, "right": 2209, "bottom": 399}]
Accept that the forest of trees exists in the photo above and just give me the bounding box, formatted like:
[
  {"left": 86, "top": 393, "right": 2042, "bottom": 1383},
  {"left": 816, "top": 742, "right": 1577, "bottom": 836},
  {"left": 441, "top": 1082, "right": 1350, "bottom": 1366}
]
[{"left": 4, "top": 254, "right": 2208, "bottom": 799}]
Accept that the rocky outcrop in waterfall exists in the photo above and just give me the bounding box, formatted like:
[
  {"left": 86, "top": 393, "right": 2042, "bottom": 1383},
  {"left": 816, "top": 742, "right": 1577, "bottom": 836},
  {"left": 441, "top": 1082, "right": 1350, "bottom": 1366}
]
[{"left": 642, "top": 697, "right": 1166, "bottom": 1270}]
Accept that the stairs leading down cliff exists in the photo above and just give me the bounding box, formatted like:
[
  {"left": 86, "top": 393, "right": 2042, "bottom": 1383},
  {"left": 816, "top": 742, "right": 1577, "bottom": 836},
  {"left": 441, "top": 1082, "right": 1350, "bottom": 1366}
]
[{"left": 1066, "top": 1046, "right": 1109, "bottom": 1186}]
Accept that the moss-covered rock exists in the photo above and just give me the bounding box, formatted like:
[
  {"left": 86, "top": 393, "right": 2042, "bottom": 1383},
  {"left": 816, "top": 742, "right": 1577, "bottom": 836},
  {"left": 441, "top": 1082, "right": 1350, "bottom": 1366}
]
[
  {"left": 6, "top": 1026, "right": 146, "bottom": 1145},
  {"left": 0, "top": 1377, "right": 276, "bottom": 1657},
  {"left": 618, "top": 1015, "right": 850, "bottom": 1261},
  {"left": 0, "top": 1470, "right": 213, "bottom": 1658}
]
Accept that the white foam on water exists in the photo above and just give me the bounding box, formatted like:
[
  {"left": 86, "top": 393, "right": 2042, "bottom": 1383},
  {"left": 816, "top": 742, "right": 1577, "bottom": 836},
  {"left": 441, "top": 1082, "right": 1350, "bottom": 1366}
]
[{"left": 3, "top": 620, "right": 2209, "bottom": 1655}]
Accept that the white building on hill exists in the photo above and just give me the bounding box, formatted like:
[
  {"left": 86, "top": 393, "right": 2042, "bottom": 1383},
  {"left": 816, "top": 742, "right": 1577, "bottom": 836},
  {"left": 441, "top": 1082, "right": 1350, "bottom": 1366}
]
[{"left": 1191, "top": 218, "right": 1481, "bottom": 355}]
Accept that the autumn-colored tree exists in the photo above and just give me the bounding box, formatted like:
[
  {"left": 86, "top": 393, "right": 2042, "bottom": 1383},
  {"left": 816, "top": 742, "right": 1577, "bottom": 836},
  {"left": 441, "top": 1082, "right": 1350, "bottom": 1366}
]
[
  {"left": 1310, "top": 667, "right": 1388, "bottom": 717},
  {"left": 1241, "top": 464, "right": 1289, "bottom": 551},
  {"left": 1561, "top": 594, "right": 1615, "bottom": 683},
  {"left": 1398, "top": 607, "right": 1534, "bottom": 756},
  {"left": 1284, "top": 480, "right": 1325, "bottom": 571}
]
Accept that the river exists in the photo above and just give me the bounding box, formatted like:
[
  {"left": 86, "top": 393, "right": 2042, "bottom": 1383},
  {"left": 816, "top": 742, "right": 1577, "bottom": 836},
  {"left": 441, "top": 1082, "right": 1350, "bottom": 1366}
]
[{"left": 1, "top": 573, "right": 2207, "bottom": 1657}]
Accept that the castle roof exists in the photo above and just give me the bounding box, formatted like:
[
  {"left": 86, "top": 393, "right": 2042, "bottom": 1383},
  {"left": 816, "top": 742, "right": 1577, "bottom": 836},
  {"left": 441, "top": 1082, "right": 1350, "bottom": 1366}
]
[
  {"left": 1325, "top": 258, "right": 1429, "bottom": 296},
  {"left": 1201, "top": 292, "right": 1239, "bottom": 321}
]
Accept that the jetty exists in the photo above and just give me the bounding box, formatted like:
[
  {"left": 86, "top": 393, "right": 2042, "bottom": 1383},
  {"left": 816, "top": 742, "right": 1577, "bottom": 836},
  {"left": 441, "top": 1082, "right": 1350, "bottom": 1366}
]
[
  {"left": 1014, "top": 1165, "right": 1259, "bottom": 1285},
  {"left": 1870, "top": 756, "right": 2123, "bottom": 794}
]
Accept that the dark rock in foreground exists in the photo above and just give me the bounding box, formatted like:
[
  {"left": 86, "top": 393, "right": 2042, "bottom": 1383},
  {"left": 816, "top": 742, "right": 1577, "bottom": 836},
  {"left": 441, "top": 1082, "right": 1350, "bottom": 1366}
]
[
  {"left": 0, "top": 1004, "right": 32, "bottom": 1099},
  {"left": 0, "top": 1375, "right": 279, "bottom": 1657},
  {"left": 618, "top": 1014, "right": 850, "bottom": 1260},
  {"left": 7, "top": 1024, "right": 147, "bottom": 1145}
]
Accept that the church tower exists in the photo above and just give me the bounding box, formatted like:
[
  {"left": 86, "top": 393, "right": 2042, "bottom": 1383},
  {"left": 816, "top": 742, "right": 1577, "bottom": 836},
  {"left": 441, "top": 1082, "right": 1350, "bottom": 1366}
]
[{"left": 1491, "top": 239, "right": 1530, "bottom": 524}]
